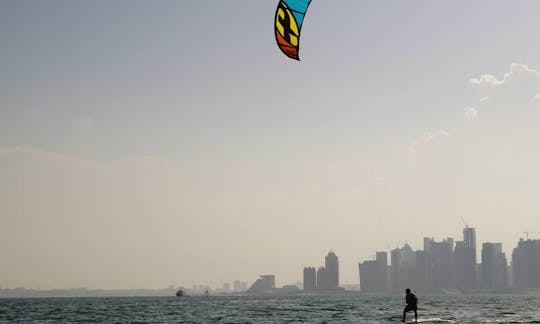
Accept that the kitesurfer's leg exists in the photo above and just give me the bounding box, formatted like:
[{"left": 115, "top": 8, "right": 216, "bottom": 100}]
[
  {"left": 402, "top": 307, "right": 407, "bottom": 322},
  {"left": 414, "top": 308, "right": 417, "bottom": 322}
]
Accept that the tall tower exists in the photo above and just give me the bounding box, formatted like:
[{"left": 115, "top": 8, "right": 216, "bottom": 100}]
[
  {"left": 464, "top": 227, "right": 476, "bottom": 252},
  {"left": 376, "top": 251, "right": 388, "bottom": 293},
  {"left": 456, "top": 227, "right": 477, "bottom": 291},
  {"left": 303, "top": 267, "right": 317, "bottom": 291},
  {"left": 512, "top": 239, "right": 540, "bottom": 290},
  {"left": 390, "top": 248, "right": 401, "bottom": 293},
  {"left": 316, "top": 266, "right": 326, "bottom": 290},
  {"left": 481, "top": 242, "right": 507, "bottom": 291},
  {"left": 325, "top": 251, "right": 339, "bottom": 289}
]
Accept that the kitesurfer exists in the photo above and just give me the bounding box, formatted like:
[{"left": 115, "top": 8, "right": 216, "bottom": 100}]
[{"left": 402, "top": 288, "right": 418, "bottom": 322}]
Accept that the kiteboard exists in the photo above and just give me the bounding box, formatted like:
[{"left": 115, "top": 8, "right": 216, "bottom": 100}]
[{"left": 405, "top": 318, "right": 455, "bottom": 323}]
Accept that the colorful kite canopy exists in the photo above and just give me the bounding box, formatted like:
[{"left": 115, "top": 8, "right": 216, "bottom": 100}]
[{"left": 274, "top": 0, "right": 312, "bottom": 60}]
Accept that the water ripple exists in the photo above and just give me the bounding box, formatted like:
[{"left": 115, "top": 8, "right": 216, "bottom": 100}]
[{"left": 1, "top": 295, "right": 540, "bottom": 323}]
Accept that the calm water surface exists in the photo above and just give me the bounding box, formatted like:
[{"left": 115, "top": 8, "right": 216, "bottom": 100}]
[{"left": 1, "top": 295, "right": 539, "bottom": 323}]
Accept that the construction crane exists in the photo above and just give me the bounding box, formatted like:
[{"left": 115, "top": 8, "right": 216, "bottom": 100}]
[
  {"left": 522, "top": 232, "right": 540, "bottom": 240},
  {"left": 460, "top": 216, "right": 469, "bottom": 228}
]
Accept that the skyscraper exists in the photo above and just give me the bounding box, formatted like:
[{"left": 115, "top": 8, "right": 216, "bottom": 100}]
[
  {"left": 359, "top": 260, "right": 378, "bottom": 293},
  {"left": 316, "top": 266, "right": 327, "bottom": 290},
  {"left": 455, "top": 227, "right": 477, "bottom": 292},
  {"left": 390, "top": 248, "right": 401, "bottom": 293},
  {"left": 303, "top": 267, "right": 317, "bottom": 291},
  {"left": 481, "top": 242, "right": 508, "bottom": 291},
  {"left": 376, "top": 251, "right": 388, "bottom": 293},
  {"left": 325, "top": 251, "right": 339, "bottom": 289},
  {"left": 412, "top": 250, "right": 431, "bottom": 293},
  {"left": 512, "top": 239, "right": 540, "bottom": 290},
  {"left": 424, "top": 237, "right": 454, "bottom": 291},
  {"left": 390, "top": 244, "right": 416, "bottom": 294},
  {"left": 359, "top": 251, "right": 388, "bottom": 293},
  {"left": 464, "top": 227, "right": 476, "bottom": 253}
]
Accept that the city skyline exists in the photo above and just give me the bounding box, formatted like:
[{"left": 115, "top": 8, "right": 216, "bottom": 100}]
[
  {"left": 2, "top": 228, "right": 539, "bottom": 293},
  {"left": 1, "top": 221, "right": 539, "bottom": 291},
  {"left": 2, "top": 1, "right": 540, "bottom": 289},
  {"left": 359, "top": 226, "right": 540, "bottom": 293}
]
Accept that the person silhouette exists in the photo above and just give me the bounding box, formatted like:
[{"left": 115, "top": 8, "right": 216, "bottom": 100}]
[{"left": 402, "top": 288, "right": 418, "bottom": 322}]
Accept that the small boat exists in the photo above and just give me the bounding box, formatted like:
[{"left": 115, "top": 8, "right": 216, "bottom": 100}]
[{"left": 176, "top": 289, "right": 186, "bottom": 297}]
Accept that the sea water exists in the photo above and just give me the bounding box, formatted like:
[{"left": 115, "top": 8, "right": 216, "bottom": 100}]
[{"left": 1, "top": 295, "right": 539, "bottom": 323}]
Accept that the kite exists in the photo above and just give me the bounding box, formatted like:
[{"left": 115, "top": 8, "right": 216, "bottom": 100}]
[{"left": 274, "top": 0, "right": 312, "bottom": 60}]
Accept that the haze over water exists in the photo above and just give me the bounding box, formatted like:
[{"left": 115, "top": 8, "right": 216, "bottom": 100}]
[{"left": 2, "top": 0, "right": 540, "bottom": 293}]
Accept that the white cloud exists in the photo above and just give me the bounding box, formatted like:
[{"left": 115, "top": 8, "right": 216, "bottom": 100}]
[
  {"left": 469, "top": 73, "right": 504, "bottom": 86},
  {"left": 469, "top": 63, "right": 540, "bottom": 87},
  {"left": 408, "top": 130, "right": 450, "bottom": 156},
  {"left": 464, "top": 106, "right": 478, "bottom": 121},
  {"left": 469, "top": 63, "right": 540, "bottom": 107}
]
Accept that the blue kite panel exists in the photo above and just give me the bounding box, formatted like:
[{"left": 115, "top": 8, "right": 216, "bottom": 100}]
[{"left": 284, "top": 0, "right": 311, "bottom": 14}]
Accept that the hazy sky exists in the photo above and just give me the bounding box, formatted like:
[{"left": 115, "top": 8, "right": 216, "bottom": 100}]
[{"left": 2, "top": 0, "right": 540, "bottom": 289}]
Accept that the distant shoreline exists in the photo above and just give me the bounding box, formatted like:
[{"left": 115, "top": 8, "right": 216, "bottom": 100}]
[{"left": 3, "top": 288, "right": 540, "bottom": 299}]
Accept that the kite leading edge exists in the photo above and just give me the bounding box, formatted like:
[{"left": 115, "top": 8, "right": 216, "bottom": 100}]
[{"left": 274, "top": 0, "right": 312, "bottom": 60}]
